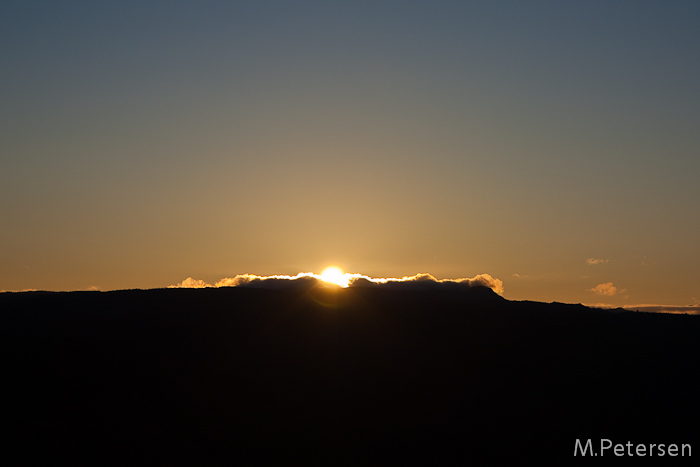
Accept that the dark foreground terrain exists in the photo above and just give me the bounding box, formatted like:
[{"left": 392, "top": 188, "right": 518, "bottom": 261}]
[{"left": 1, "top": 285, "right": 698, "bottom": 464}]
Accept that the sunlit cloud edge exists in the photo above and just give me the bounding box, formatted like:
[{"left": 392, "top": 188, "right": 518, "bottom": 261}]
[{"left": 169, "top": 272, "right": 505, "bottom": 295}]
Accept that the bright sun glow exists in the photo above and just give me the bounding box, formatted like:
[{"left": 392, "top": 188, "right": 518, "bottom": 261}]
[{"left": 319, "top": 267, "right": 349, "bottom": 288}]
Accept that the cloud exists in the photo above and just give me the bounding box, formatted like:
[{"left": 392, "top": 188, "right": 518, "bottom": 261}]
[
  {"left": 587, "top": 303, "right": 700, "bottom": 315},
  {"left": 347, "top": 273, "right": 504, "bottom": 294},
  {"left": 215, "top": 273, "right": 319, "bottom": 290},
  {"left": 169, "top": 277, "right": 213, "bottom": 289},
  {"left": 625, "top": 305, "right": 700, "bottom": 315},
  {"left": 590, "top": 282, "right": 620, "bottom": 296},
  {"left": 170, "top": 272, "right": 505, "bottom": 295},
  {"left": 586, "top": 258, "right": 609, "bottom": 265}
]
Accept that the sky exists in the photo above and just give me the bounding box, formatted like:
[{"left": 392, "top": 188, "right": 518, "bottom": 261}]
[{"left": 2, "top": 1, "right": 699, "bottom": 308}]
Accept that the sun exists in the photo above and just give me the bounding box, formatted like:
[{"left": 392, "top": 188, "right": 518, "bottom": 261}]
[{"left": 319, "top": 266, "right": 349, "bottom": 288}]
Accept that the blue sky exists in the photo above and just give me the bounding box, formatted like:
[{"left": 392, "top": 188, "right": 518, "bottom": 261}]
[{"left": 2, "top": 1, "right": 699, "bottom": 306}]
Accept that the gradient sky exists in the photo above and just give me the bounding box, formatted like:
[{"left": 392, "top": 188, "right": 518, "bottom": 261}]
[{"left": 2, "top": 1, "right": 699, "bottom": 306}]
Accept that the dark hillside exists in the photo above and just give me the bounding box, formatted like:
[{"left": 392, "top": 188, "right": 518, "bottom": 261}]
[{"left": 1, "top": 286, "right": 698, "bottom": 464}]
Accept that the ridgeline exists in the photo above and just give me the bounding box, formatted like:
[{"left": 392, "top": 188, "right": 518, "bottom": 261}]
[{"left": 2, "top": 286, "right": 698, "bottom": 463}]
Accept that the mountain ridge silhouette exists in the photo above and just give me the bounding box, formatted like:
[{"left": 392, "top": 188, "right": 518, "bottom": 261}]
[{"left": 1, "top": 286, "right": 698, "bottom": 463}]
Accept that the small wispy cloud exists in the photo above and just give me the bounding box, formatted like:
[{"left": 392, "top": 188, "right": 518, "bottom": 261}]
[
  {"left": 590, "top": 282, "right": 624, "bottom": 296},
  {"left": 586, "top": 258, "right": 609, "bottom": 265},
  {"left": 587, "top": 303, "right": 700, "bottom": 315},
  {"left": 625, "top": 305, "right": 700, "bottom": 315},
  {"left": 169, "top": 272, "right": 505, "bottom": 295}
]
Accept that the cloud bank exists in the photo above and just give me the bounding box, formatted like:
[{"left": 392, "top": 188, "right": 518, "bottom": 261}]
[
  {"left": 586, "top": 258, "right": 609, "bottom": 265},
  {"left": 169, "top": 272, "right": 504, "bottom": 295}
]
